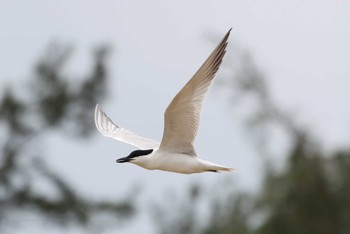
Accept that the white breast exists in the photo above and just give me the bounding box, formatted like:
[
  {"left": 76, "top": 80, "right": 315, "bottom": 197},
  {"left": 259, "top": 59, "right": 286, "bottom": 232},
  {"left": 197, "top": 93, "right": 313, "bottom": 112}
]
[{"left": 147, "top": 151, "right": 201, "bottom": 174}]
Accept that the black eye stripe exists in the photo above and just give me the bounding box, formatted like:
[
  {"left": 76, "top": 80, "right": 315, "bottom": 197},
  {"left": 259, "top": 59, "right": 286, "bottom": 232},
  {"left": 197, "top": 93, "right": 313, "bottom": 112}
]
[{"left": 128, "top": 149, "right": 153, "bottom": 159}]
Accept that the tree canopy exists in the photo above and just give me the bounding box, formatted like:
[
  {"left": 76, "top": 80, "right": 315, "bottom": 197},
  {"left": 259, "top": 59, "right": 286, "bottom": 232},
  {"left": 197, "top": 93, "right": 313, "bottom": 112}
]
[{"left": 0, "top": 44, "right": 134, "bottom": 232}]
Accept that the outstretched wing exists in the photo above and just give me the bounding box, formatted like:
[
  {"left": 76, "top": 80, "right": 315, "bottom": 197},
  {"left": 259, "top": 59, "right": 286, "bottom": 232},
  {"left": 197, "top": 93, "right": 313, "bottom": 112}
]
[
  {"left": 159, "top": 29, "right": 231, "bottom": 156},
  {"left": 94, "top": 104, "right": 160, "bottom": 150}
]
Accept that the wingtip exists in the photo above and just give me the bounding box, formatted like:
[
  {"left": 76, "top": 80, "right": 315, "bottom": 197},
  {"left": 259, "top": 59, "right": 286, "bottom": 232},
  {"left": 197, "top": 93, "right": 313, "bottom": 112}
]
[
  {"left": 94, "top": 103, "right": 101, "bottom": 131},
  {"left": 215, "top": 28, "right": 231, "bottom": 51},
  {"left": 95, "top": 103, "right": 101, "bottom": 119},
  {"left": 95, "top": 103, "right": 104, "bottom": 119},
  {"left": 225, "top": 28, "right": 232, "bottom": 40}
]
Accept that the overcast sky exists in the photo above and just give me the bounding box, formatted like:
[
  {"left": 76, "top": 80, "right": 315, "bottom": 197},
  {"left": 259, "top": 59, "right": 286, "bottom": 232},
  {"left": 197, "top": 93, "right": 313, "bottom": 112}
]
[{"left": 1, "top": 1, "right": 350, "bottom": 233}]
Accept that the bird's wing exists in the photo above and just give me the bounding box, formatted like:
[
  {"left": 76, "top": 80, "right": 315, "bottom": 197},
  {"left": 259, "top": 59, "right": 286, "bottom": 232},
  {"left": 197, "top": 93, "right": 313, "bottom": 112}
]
[
  {"left": 95, "top": 104, "right": 160, "bottom": 150},
  {"left": 159, "top": 29, "right": 231, "bottom": 156}
]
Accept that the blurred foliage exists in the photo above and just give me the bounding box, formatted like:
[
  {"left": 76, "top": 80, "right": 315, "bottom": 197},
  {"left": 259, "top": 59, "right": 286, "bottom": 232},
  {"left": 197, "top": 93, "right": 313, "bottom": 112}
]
[
  {"left": 257, "top": 136, "right": 343, "bottom": 234},
  {"left": 0, "top": 43, "right": 134, "bottom": 231},
  {"left": 153, "top": 184, "right": 202, "bottom": 234},
  {"left": 152, "top": 47, "right": 350, "bottom": 234}
]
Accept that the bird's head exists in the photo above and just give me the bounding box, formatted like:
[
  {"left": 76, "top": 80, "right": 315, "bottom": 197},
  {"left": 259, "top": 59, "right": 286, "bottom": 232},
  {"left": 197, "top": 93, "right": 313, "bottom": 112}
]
[{"left": 116, "top": 149, "right": 154, "bottom": 166}]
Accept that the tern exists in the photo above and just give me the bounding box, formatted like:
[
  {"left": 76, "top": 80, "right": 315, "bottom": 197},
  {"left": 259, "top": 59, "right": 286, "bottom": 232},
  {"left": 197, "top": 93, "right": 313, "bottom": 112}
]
[{"left": 95, "top": 29, "right": 233, "bottom": 174}]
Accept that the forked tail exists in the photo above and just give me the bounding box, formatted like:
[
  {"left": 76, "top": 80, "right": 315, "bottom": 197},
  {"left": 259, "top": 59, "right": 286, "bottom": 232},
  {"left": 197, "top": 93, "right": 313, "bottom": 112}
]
[{"left": 199, "top": 159, "right": 235, "bottom": 173}]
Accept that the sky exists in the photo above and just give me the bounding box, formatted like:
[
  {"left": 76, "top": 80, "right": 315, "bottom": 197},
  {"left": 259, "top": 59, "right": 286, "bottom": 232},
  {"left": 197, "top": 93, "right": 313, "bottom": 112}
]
[{"left": 1, "top": 0, "right": 350, "bottom": 233}]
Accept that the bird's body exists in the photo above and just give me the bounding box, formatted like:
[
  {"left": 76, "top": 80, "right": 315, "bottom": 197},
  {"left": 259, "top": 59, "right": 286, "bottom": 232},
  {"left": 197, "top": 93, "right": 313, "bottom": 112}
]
[
  {"left": 95, "top": 29, "right": 234, "bottom": 174},
  {"left": 126, "top": 149, "right": 232, "bottom": 174}
]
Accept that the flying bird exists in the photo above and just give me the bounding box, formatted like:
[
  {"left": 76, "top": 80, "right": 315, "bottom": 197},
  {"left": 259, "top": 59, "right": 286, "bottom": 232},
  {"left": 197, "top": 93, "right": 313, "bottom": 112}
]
[{"left": 95, "top": 29, "right": 233, "bottom": 174}]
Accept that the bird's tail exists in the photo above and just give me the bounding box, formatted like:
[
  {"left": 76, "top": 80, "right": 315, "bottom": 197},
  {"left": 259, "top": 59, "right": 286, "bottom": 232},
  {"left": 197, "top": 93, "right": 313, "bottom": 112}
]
[{"left": 199, "top": 159, "right": 235, "bottom": 173}]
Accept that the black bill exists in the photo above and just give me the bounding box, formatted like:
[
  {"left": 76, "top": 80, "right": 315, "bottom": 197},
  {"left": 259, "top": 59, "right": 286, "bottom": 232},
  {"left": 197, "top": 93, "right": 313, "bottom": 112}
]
[{"left": 116, "top": 157, "right": 130, "bottom": 163}]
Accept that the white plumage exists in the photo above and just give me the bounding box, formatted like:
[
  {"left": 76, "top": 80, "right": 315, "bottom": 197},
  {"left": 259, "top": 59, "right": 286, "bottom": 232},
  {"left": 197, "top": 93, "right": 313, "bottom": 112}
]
[{"left": 95, "top": 29, "right": 233, "bottom": 174}]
